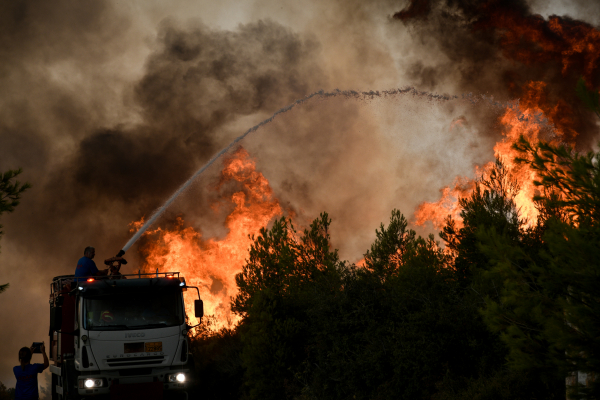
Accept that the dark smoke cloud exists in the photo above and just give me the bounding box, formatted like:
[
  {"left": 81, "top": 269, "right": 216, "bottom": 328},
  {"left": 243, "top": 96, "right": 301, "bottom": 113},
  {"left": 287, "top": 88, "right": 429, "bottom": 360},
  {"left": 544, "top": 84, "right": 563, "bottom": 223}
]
[
  {"left": 393, "top": 0, "right": 600, "bottom": 148},
  {"left": 67, "top": 19, "right": 325, "bottom": 206},
  {"left": 4, "top": 17, "right": 327, "bottom": 256}
]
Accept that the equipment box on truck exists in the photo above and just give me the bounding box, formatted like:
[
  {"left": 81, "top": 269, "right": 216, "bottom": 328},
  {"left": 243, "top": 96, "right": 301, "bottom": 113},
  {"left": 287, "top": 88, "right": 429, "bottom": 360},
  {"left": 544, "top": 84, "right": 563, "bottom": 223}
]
[{"left": 48, "top": 272, "right": 203, "bottom": 400}]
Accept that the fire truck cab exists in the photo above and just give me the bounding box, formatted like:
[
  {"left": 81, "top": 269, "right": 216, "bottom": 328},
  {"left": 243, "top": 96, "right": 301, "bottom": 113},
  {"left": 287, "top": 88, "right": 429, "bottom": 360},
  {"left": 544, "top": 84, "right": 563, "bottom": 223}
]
[{"left": 48, "top": 272, "right": 202, "bottom": 400}]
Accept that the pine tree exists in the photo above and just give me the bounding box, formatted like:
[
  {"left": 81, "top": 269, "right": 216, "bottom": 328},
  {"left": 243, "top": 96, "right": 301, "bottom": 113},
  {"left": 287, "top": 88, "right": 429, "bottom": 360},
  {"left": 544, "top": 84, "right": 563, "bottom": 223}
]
[
  {"left": 0, "top": 168, "right": 31, "bottom": 294},
  {"left": 473, "top": 138, "right": 600, "bottom": 398}
]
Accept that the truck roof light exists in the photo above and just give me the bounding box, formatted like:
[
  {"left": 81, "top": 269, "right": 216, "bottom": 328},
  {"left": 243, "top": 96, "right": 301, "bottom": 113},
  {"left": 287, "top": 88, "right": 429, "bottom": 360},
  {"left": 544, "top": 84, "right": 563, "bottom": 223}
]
[
  {"left": 87, "top": 278, "right": 94, "bottom": 282},
  {"left": 166, "top": 274, "right": 174, "bottom": 278}
]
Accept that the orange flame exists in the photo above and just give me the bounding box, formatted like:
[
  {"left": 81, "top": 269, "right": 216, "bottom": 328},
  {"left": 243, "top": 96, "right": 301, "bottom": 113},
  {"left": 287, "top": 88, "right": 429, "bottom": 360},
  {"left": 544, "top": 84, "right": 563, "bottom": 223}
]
[
  {"left": 398, "top": 0, "right": 600, "bottom": 231},
  {"left": 414, "top": 178, "right": 474, "bottom": 230},
  {"left": 135, "top": 148, "right": 282, "bottom": 329},
  {"left": 415, "top": 81, "right": 571, "bottom": 229}
]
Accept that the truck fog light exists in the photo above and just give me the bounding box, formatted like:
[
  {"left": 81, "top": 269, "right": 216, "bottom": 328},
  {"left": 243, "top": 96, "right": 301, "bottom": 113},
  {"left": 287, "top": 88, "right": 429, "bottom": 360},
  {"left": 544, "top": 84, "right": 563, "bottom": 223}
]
[
  {"left": 167, "top": 373, "right": 186, "bottom": 383},
  {"left": 83, "top": 378, "right": 104, "bottom": 388}
]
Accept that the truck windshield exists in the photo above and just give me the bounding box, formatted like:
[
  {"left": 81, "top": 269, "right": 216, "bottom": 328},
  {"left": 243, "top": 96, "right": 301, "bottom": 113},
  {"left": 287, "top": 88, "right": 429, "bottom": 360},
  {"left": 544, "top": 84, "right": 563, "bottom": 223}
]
[{"left": 83, "top": 291, "right": 184, "bottom": 331}]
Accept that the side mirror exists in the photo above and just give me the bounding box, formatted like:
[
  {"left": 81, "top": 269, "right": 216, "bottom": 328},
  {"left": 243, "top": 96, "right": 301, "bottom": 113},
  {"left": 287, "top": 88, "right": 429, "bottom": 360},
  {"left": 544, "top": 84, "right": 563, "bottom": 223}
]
[
  {"left": 50, "top": 307, "right": 62, "bottom": 331},
  {"left": 194, "top": 300, "right": 204, "bottom": 319}
]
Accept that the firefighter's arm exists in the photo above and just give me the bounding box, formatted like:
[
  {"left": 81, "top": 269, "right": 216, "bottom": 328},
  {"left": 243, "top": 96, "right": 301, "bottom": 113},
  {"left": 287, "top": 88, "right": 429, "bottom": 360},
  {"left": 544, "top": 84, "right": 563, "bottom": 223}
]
[{"left": 41, "top": 342, "right": 49, "bottom": 370}]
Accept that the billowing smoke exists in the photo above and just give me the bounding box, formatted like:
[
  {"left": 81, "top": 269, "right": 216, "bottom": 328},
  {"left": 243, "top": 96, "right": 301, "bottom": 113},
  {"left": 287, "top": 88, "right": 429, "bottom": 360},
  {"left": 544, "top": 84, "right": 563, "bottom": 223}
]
[
  {"left": 394, "top": 0, "right": 600, "bottom": 147},
  {"left": 0, "top": 0, "right": 599, "bottom": 389}
]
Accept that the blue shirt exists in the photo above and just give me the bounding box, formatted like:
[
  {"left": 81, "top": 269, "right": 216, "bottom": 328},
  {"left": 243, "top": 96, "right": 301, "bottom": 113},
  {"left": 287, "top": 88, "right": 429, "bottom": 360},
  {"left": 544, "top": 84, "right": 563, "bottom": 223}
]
[
  {"left": 75, "top": 256, "right": 98, "bottom": 278},
  {"left": 14, "top": 363, "right": 44, "bottom": 400}
]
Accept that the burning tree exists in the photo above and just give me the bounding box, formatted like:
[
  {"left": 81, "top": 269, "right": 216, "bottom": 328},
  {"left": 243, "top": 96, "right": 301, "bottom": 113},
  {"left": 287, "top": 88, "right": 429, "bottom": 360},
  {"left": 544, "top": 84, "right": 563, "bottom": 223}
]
[{"left": 475, "top": 138, "right": 600, "bottom": 399}]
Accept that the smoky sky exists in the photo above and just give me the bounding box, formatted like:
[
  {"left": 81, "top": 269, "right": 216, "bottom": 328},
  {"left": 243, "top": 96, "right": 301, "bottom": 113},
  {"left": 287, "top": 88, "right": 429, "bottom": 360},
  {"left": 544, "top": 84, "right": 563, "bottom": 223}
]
[
  {"left": 0, "top": 1, "right": 330, "bottom": 385},
  {"left": 1, "top": 0, "right": 599, "bottom": 389}
]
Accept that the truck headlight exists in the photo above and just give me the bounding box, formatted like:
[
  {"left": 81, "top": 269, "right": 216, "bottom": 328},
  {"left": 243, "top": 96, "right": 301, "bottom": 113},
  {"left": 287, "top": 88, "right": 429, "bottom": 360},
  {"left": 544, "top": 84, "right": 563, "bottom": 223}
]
[
  {"left": 80, "top": 378, "right": 105, "bottom": 388},
  {"left": 167, "top": 373, "right": 185, "bottom": 383}
]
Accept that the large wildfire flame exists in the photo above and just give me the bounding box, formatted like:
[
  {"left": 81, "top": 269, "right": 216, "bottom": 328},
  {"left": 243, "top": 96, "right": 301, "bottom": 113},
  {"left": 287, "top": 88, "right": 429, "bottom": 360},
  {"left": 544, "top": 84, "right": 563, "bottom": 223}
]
[
  {"left": 414, "top": 82, "right": 566, "bottom": 229},
  {"left": 412, "top": 2, "right": 600, "bottom": 230},
  {"left": 133, "top": 148, "right": 282, "bottom": 329},
  {"left": 401, "top": 0, "right": 600, "bottom": 230}
]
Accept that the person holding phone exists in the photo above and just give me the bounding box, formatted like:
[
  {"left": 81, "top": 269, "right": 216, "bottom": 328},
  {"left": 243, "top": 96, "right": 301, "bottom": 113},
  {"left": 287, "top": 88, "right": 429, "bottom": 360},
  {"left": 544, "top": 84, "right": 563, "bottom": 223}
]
[{"left": 13, "top": 342, "right": 49, "bottom": 400}]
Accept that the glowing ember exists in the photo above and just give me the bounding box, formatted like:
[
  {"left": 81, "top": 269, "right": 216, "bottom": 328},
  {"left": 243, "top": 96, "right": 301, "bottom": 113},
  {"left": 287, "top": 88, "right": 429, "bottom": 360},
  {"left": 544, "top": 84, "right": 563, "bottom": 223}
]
[{"left": 135, "top": 148, "right": 282, "bottom": 329}]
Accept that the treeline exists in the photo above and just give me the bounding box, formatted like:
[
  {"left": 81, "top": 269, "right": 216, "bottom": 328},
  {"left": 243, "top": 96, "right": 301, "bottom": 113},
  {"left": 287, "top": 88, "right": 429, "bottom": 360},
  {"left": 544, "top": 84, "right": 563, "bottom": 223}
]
[{"left": 187, "top": 138, "right": 600, "bottom": 400}]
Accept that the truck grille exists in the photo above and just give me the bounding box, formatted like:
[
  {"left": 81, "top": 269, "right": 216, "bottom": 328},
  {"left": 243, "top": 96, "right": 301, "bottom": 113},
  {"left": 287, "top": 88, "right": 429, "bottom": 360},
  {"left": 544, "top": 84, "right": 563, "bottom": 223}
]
[
  {"left": 118, "top": 368, "right": 153, "bottom": 376},
  {"left": 106, "top": 355, "right": 165, "bottom": 367}
]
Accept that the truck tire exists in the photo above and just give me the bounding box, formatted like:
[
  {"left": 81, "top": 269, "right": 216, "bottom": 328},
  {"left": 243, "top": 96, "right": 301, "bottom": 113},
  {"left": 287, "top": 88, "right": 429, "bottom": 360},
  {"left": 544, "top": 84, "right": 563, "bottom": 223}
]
[
  {"left": 52, "top": 373, "right": 59, "bottom": 400},
  {"left": 54, "top": 374, "right": 65, "bottom": 400},
  {"left": 60, "top": 362, "right": 80, "bottom": 400}
]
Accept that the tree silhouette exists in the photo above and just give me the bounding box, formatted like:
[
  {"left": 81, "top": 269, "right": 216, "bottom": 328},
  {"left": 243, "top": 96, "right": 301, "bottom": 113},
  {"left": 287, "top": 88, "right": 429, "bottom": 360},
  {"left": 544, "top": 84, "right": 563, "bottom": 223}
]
[{"left": 0, "top": 168, "right": 31, "bottom": 294}]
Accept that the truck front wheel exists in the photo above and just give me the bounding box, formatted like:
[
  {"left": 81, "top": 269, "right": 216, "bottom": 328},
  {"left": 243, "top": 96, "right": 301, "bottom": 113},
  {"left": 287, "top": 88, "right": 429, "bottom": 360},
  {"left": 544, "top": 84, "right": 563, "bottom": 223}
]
[{"left": 51, "top": 373, "right": 59, "bottom": 400}]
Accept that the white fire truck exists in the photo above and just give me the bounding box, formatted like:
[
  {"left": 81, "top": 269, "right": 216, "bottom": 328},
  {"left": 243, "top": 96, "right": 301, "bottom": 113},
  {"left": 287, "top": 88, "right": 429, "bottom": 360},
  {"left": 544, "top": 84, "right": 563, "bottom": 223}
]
[{"left": 48, "top": 272, "right": 203, "bottom": 400}]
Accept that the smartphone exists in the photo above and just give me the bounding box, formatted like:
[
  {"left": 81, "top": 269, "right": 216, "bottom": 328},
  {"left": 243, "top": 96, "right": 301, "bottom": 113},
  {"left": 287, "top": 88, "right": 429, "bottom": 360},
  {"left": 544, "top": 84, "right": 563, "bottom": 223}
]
[{"left": 31, "top": 342, "right": 43, "bottom": 353}]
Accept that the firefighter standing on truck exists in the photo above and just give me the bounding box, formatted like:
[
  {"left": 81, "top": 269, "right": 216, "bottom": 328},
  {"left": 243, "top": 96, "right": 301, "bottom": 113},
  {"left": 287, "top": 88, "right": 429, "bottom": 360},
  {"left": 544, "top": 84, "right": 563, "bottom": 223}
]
[
  {"left": 74, "top": 246, "right": 105, "bottom": 279},
  {"left": 75, "top": 246, "right": 126, "bottom": 279}
]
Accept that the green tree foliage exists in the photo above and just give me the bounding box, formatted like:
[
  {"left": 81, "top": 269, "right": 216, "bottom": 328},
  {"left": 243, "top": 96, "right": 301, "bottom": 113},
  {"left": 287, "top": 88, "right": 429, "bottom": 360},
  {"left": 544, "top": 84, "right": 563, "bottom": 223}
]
[
  {"left": 299, "top": 211, "right": 501, "bottom": 400},
  {"left": 225, "top": 210, "right": 514, "bottom": 399},
  {"left": 0, "top": 381, "right": 15, "bottom": 400},
  {"left": 187, "top": 316, "right": 243, "bottom": 400},
  {"left": 440, "top": 159, "right": 523, "bottom": 285},
  {"left": 0, "top": 168, "right": 31, "bottom": 294},
  {"left": 436, "top": 159, "right": 564, "bottom": 398},
  {"left": 232, "top": 213, "right": 341, "bottom": 400},
  {"left": 0, "top": 168, "right": 30, "bottom": 225},
  {"left": 474, "top": 138, "right": 600, "bottom": 398}
]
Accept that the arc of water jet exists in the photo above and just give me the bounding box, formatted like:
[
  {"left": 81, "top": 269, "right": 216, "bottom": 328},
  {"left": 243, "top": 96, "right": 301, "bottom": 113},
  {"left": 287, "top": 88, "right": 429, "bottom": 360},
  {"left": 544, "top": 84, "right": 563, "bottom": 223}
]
[{"left": 118, "top": 86, "right": 552, "bottom": 256}]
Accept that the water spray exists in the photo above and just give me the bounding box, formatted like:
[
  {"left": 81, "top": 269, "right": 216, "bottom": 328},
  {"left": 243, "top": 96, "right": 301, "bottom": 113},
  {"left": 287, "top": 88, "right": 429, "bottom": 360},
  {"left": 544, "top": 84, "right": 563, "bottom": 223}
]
[{"left": 116, "top": 87, "right": 554, "bottom": 258}]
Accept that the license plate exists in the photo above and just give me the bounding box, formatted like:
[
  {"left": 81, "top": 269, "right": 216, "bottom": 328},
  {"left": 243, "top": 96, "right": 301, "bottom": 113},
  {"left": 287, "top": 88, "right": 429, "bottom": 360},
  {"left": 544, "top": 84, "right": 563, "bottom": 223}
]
[
  {"left": 124, "top": 342, "right": 144, "bottom": 353},
  {"left": 145, "top": 342, "right": 162, "bottom": 352}
]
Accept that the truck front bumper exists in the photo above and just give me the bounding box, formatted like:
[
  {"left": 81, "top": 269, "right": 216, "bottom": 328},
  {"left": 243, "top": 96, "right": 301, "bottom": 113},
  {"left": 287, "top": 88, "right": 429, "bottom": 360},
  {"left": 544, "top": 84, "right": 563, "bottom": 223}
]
[{"left": 77, "top": 369, "right": 189, "bottom": 397}]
